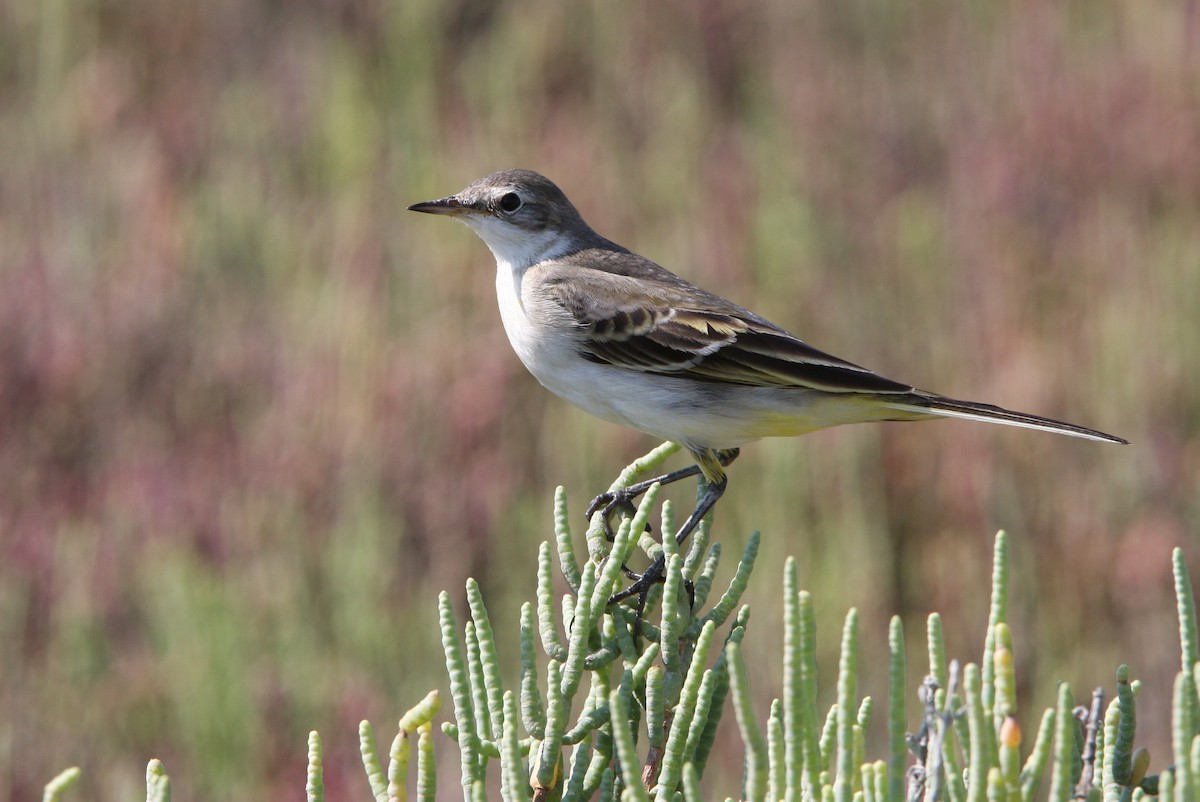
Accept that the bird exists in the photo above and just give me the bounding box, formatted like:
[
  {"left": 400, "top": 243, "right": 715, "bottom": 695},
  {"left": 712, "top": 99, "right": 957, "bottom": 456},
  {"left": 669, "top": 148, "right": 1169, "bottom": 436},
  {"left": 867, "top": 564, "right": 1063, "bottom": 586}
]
[{"left": 408, "top": 169, "right": 1126, "bottom": 603}]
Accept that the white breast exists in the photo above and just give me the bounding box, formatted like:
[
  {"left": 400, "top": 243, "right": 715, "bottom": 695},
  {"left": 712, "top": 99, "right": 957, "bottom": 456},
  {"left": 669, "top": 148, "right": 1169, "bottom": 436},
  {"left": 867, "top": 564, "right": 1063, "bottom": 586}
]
[
  {"left": 493, "top": 260, "right": 545, "bottom": 370},
  {"left": 493, "top": 256, "right": 648, "bottom": 431}
]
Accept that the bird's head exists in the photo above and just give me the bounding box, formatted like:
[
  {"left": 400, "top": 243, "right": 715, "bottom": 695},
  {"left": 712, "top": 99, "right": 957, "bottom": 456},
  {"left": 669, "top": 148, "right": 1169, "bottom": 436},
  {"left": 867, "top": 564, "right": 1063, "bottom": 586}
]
[{"left": 409, "top": 169, "right": 593, "bottom": 268}]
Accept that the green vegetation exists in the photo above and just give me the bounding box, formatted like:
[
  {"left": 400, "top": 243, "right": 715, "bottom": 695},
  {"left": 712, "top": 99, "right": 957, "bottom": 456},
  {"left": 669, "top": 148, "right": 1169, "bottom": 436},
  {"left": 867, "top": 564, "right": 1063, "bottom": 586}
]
[{"left": 41, "top": 458, "right": 1199, "bottom": 801}]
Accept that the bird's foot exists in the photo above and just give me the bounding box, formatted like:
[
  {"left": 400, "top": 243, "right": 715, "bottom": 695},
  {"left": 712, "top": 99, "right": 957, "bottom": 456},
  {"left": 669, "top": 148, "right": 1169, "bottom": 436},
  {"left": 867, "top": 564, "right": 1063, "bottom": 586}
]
[
  {"left": 607, "top": 557, "right": 696, "bottom": 636},
  {"left": 608, "top": 556, "right": 665, "bottom": 605},
  {"left": 588, "top": 488, "right": 657, "bottom": 600},
  {"left": 586, "top": 489, "right": 645, "bottom": 541}
]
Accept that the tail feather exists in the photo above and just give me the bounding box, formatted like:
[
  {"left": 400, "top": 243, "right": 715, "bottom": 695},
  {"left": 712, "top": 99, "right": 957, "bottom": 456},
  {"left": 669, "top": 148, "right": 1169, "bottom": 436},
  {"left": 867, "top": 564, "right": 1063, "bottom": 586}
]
[{"left": 884, "top": 396, "right": 1128, "bottom": 444}]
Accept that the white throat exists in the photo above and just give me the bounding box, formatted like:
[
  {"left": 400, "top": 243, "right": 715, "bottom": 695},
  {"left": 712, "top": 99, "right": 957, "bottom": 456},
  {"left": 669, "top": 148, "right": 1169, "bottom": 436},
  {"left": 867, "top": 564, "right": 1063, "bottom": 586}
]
[
  {"left": 463, "top": 216, "right": 575, "bottom": 312},
  {"left": 461, "top": 216, "right": 577, "bottom": 387},
  {"left": 462, "top": 216, "right": 574, "bottom": 273}
]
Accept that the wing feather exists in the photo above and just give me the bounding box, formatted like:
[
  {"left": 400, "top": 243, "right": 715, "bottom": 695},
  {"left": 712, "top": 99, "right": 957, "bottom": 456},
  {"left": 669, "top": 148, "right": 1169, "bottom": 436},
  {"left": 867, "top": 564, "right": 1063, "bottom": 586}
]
[{"left": 545, "top": 268, "right": 913, "bottom": 394}]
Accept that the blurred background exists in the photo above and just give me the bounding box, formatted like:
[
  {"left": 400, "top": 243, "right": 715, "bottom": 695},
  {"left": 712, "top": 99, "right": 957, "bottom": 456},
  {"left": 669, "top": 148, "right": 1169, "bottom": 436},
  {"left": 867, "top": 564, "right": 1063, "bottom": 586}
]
[{"left": 2, "top": 0, "right": 1198, "bottom": 798}]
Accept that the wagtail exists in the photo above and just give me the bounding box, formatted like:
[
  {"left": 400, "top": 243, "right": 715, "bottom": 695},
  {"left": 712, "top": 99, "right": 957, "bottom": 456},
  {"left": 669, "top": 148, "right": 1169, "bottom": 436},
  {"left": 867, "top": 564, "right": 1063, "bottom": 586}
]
[{"left": 409, "top": 169, "right": 1125, "bottom": 603}]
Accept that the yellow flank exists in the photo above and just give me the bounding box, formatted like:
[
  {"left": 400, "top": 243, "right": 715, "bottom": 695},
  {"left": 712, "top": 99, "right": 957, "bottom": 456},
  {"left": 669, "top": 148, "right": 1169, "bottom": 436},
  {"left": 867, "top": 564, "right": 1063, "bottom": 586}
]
[{"left": 746, "top": 409, "right": 821, "bottom": 439}]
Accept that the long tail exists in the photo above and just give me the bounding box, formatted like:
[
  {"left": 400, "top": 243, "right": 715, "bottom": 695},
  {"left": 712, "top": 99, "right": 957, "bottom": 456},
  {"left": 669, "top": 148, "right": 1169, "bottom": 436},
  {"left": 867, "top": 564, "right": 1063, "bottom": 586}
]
[{"left": 883, "top": 395, "right": 1128, "bottom": 444}]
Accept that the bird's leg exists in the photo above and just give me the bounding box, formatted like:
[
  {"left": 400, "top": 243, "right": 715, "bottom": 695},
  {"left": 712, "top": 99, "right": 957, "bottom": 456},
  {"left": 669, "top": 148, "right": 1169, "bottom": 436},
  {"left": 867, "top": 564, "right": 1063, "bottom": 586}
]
[
  {"left": 607, "top": 448, "right": 734, "bottom": 614},
  {"left": 586, "top": 465, "right": 701, "bottom": 536},
  {"left": 607, "top": 474, "right": 728, "bottom": 608},
  {"left": 589, "top": 464, "right": 707, "bottom": 586},
  {"left": 586, "top": 448, "right": 740, "bottom": 538}
]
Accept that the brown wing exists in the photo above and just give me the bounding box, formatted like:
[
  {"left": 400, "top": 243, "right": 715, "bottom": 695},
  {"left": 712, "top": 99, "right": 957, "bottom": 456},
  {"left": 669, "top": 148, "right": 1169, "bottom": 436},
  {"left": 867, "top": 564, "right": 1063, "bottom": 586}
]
[{"left": 543, "top": 265, "right": 914, "bottom": 394}]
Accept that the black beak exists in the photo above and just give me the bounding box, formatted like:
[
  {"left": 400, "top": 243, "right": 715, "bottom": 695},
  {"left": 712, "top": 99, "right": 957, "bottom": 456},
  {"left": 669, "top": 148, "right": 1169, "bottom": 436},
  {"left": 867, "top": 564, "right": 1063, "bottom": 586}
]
[{"left": 407, "top": 196, "right": 476, "bottom": 216}]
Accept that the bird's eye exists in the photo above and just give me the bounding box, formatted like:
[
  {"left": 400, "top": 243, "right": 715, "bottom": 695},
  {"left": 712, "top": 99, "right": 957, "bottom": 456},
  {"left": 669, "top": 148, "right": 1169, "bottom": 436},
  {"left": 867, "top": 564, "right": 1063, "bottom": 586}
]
[{"left": 498, "top": 192, "right": 523, "bottom": 213}]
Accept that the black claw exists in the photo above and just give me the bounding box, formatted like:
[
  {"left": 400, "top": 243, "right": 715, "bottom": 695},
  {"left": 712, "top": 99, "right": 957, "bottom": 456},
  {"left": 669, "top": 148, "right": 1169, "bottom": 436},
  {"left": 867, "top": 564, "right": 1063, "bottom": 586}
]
[
  {"left": 587, "top": 492, "right": 652, "bottom": 541},
  {"left": 590, "top": 450, "right": 740, "bottom": 636},
  {"left": 612, "top": 558, "right": 667, "bottom": 639},
  {"left": 605, "top": 559, "right": 701, "bottom": 639},
  {"left": 634, "top": 588, "right": 651, "bottom": 639},
  {"left": 584, "top": 492, "right": 614, "bottom": 520},
  {"left": 607, "top": 556, "right": 666, "bottom": 610}
]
